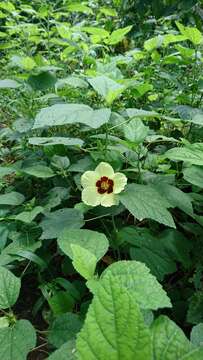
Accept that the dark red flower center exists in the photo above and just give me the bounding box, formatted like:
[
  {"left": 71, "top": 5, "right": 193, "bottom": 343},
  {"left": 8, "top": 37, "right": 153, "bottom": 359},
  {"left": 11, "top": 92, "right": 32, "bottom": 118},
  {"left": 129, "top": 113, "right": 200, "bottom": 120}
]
[{"left": 96, "top": 176, "right": 114, "bottom": 194}]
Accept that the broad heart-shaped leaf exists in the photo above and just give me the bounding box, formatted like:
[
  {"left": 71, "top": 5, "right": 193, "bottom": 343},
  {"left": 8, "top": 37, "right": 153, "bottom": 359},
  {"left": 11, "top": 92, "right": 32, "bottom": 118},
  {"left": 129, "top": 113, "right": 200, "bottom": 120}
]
[
  {"left": 176, "top": 22, "right": 202, "bottom": 45},
  {"left": 48, "top": 313, "right": 82, "bottom": 348},
  {"left": 22, "top": 165, "right": 55, "bottom": 178},
  {"left": 119, "top": 184, "right": 175, "bottom": 228},
  {"left": 40, "top": 208, "right": 84, "bottom": 240},
  {"left": 71, "top": 244, "right": 97, "bottom": 280},
  {"left": 151, "top": 315, "right": 203, "bottom": 360},
  {"left": 29, "top": 136, "right": 84, "bottom": 147},
  {"left": 76, "top": 279, "right": 152, "bottom": 360},
  {"left": 99, "top": 261, "right": 171, "bottom": 310},
  {"left": 48, "top": 340, "right": 76, "bottom": 360},
  {"left": 165, "top": 146, "right": 203, "bottom": 166},
  {"left": 58, "top": 229, "right": 109, "bottom": 261},
  {"left": 0, "top": 266, "right": 21, "bottom": 309},
  {"left": 27, "top": 71, "right": 57, "bottom": 91},
  {"left": 183, "top": 166, "right": 203, "bottom": 188},
  {"left": 123, "top": 119, "right": 148, "bottom": 143},
  {"left": 105, "top": 25, "right": 132, "bottom": 45},
  {"left": 154, "top": 184, "right": 193, "bottom": 216},
  {"left": 119, "top": 227, "right": 191, "bottom": 280},
  {"left": 0, "top": 79, "right": 21, "bottom": 89},
  {"left": 0, "top": 319, "right": 36, "bottom": 360},
  {"left": 88, "top": 76, "right": 125, "bottom": 104},
  {"left": 191, "top": 323, "right": 203, "bottom": 347},
  {"left": 0, "top": 191, "right": 25, "bottom": 206},
  {"left": 33, "top": 104, "right": 111, "bottom": 129}
]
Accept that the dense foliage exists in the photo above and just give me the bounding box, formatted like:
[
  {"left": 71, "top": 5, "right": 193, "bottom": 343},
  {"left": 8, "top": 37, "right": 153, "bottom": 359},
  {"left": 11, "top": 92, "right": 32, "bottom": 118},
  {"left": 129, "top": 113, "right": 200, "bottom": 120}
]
[{"left": 0, "top": 1, "right": 203, "bottom": 359}]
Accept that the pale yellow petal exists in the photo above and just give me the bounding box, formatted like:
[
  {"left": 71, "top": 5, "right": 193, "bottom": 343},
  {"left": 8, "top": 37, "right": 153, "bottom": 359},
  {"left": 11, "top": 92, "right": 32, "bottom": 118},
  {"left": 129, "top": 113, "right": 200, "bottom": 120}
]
[
  {"left": 81, "top": 171, "right": 98, "bottom": 188},
  {"left": 113, "top": 172, "right": 127, "bottom": 194},
  {"left": 95, "top": 162, "right": 114, "bottom": 178},
  {"left": 100, "top": 193, "right": 118, "bottom": 207},
  {"left": 82, "top": 186, "right": 101, "bottom": 206}
]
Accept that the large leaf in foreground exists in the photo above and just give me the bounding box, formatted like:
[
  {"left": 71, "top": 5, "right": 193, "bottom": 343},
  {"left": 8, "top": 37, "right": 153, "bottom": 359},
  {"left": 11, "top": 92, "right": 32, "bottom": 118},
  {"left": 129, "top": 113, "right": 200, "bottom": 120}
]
[
  {"left": 100, "top": 261, "right": 171, "bottom": 310},
  {"left": 76, "top": 279, "right": 152, "bottom": 360},
  {"left": 0, "top": 319, "right": 36, "bottom": 360},
  {"left": 0, "top": 266, "right": 21, "bottom": 309},
  {"left": 119, "top": 184, "right": 175, "bottom": 228},
  {"left": 151, "top": 315, "right": 203, "bottom": 360},
  {"left": 58, "top": 229, "right": 109, "bottom": 260},
  {"left": 33, "top": 104, "right": 111, "bottom": 129}
]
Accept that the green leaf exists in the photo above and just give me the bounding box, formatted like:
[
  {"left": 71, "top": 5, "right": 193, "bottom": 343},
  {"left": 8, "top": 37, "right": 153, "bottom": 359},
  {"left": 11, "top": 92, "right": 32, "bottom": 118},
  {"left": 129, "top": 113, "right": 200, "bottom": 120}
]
[
  {"left": 126, "top": 108, "right": 159, "bottom": 119},
  {"left": 48, "top": 313, "right": 82, "bottom": 348},
  {"left": 15, "top": 206, "right": 43, "bottom": 223},
  {"left": 67, "top": 3, "right": 93, "bottom": 14},
  {"left": 0, "top": 233, "right": 41, "bottom": 266},
  {"left": 0, "top": 79, "right": 21, "bottom": 89},
  {"left": 144, "top": 35, "right": 163, "bottom": 51},
  {"left": 29, "top": 137, "right": 83, "bottom": 147},
  {"left": 191, "top": 323, "right": 203, "bottom": 347},
  {"left": 105, "top": 25, "right": 132, "bottom": 45},
  {"left": 56, "top": 76, "right": 88, "bottom": 89},
  {"left": 120, "top": 227, "right": 191, "bottom": 280},
  {"left": 76, "top": 279, "right": 152, "bottom": 360},
  {"left": 88, "top": 75, "right": 125, "bottom": 104},
  {"left": 183, "top": 166, "right": 203, "bottom": 188},
  {"left": 22, "top": 165, "right": 55, "bottom": 178},
  {"left": 58, "top": 229, "right": 109, "bottom": 260},
  {"left": 33, "top": 104, "right": 111, "bottom": 129},
  {"left": 187, "top": 291, "right": 203, "bottom": 324},
  {"left": 0, "top": 266, "right": 21, "bottom": 309},
  {"left": 28, "top": 71, "right": 57, "bottom": 90},
  {"left": 154, "top": 184, "right": 193, "bottom": 216},
  {"left": 176, "top": 22, "right": 202, "bottom": 45},
  {"left": 0, "top": 192, "right": 25, "bottom": 206},
  {"left": 71, "top": 244, "right": 97, "bottom": 280},
  {"left": 0, "top": 316, "right": 9, "bottom": 328},
  {"left": 48, "top": 340, "right": 76, "bottom": 360},
  {"left": 119, "top": 184, "right": 175, "bottom": 228},
  {"left": 123, "top": 119, "right": 148, "bottom": 143},
  {"left": 100, "top": 261, "right": 171, "bottom": 310},
  {"left": 40, "top": 208, "right": 84, "bottom": 240},
  {"left": 48, "top": 291, "right": 75, "bottom": 315},
  {"left": 151, "top": 315, "right": 203, "bottom": 360},
  {"left": 166, "top": 144, "right": 203, "bottom": 165},
  {"left": 82, "top": 26, "right": 109, "bottom": 38},
  {"left": 0, "top": 166, "right": 16, "bottom": 178},
  {"left": 0, "top": 319, "right": 36, "bottom": 360}
]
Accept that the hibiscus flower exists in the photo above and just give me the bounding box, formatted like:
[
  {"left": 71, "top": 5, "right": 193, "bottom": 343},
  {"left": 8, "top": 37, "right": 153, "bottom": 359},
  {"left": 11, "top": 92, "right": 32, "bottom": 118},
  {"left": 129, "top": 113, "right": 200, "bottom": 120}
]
[{"left": 81, "top": 162, "right": 127, "bottom": 207}]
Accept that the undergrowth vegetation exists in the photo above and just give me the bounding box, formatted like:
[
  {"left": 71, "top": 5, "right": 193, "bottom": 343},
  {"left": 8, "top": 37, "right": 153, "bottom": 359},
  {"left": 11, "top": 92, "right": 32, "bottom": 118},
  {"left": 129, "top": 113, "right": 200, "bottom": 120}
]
[{"left": 0, "top": 1, "right": 203, "bottom": 359}]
